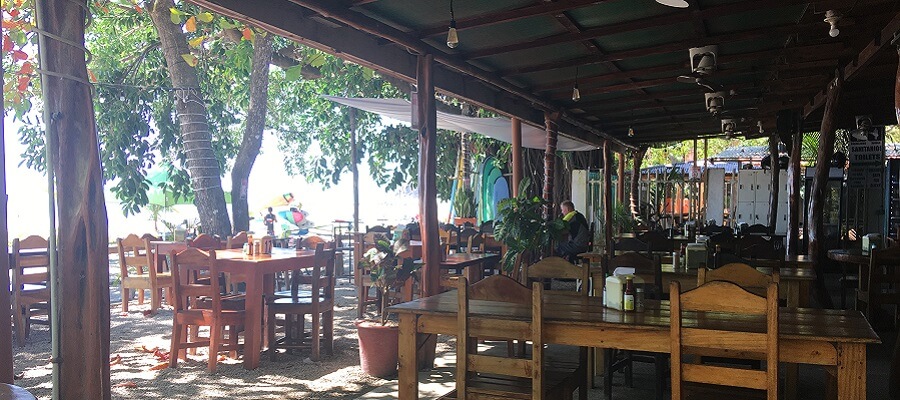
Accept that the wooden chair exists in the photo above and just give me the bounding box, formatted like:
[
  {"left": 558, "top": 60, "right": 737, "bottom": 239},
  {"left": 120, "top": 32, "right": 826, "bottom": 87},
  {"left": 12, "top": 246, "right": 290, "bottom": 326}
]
[
  {"left": 522, "top": 257, "right": 589, "bottom": 400},
  {"left": 670, "top": 280, "right": 779, "bottom": 400},
  {"left": 712, "top": 251, "right": 750, "bottom": 269},
  {"left": 458, "top": 227, "right": 479, "bottom": 253},
  {"left": 225, "top": 231, "right": 247, "bottom": 249},
  {"left": 438, "top": 275, "right": 581, "bottom": 399},
  {"left": 267, "top": 243, "right": 335, "bottom": 361},
  {"left": 698, "top": 262, "right": 779, "bottom": 292},
  {"left": 856, "top": 245, "right": 900, "bottom": 325},
  {"left": 168, "top": 248, "right": 244, "bottom": 372},
  {"left": 735, "top": 235, "right": 774, "bottom": 258},
  {"left": 188, "top": 233, "right": 221, "bottom": 250},
  {"left": 604, "top": 252, "right": 666, "bottom": 400},
  {"left": 741, "top": 223, "right": 771, "bottom": 236},
  {"left": 10, "top": 236, "right": 51, "bottom": 346},
  {"left": 117, "top": 234, "right": 173, "bottom": 314},
  {"left": 465, "top": 232, "right": 484, "bottom": 254}
]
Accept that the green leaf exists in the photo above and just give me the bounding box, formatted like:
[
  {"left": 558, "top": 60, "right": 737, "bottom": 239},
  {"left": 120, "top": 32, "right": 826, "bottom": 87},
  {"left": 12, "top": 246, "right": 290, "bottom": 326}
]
[
  {"left": 284, "top": 64, "right": 304, "bottom": 81},
  {"left": 308, "top": 52, "right": 326, "bottom": 68},
  {"left": 181, "top": 53, "right": 198, "bottom": 67},
  {"left": 170, "top": 10, "right": 182, "bottom": 25},
  {"left": 362, "top": 67, "right": 374, "bottom": 80},
  {"left": 197, "top": 12, "right": 214, "bottom": 23},
  {"left": 169, "top": 7, "right": 185, "bottom": 16}
]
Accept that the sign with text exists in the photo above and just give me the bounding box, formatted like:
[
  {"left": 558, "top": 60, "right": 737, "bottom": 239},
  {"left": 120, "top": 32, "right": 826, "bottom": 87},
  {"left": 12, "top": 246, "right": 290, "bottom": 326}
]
[{"left": 848, "top": 126, "right": 885, "bottom": 165}]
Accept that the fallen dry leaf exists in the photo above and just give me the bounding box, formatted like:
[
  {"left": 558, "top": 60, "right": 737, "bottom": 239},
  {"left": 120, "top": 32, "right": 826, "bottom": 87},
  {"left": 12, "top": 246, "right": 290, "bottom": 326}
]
[
  {"left": 217, "top": 355, "right": 227, "bottom": 362},
  {"left": 109, "top": 354, "right": 122, "bottom": 366},
  {"left": 148, "top": 362, "right": 168, "bottom": 371},
  {"left": 136, "top": 345, "right": 157, "bottom": 354},
  {"left": 113, "top": 381, "right": 137, "bottom": 388},
  {"left": 13, "top": 372, "right": 23, "bottom": 380},
  {"left": 153, "top": 349, "right": 170, "bottom": 361}
]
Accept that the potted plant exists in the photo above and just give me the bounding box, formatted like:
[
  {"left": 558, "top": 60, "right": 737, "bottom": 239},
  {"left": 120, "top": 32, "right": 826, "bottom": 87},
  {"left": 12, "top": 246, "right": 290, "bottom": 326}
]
[
  {"left": 453, "top": 187, "right": 478, "bottom": 226},
  {"left": 355, "top": 234, "right": 420, "bottom": 378},
  {"left": 494, "top": 178, "right": 567, "bottom": 276}
]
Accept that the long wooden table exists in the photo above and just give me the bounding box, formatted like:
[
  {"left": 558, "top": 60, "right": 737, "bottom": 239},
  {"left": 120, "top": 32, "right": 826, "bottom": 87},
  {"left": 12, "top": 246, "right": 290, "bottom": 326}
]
[
  {"left": 215, "top": 248, "right": 317, "bottom": 369},
  {"left": 439, "top": 252, "right": 501, "bottom": 282},
  {"left": 389, "top": 291, "right": 879, "bottom": 399}
]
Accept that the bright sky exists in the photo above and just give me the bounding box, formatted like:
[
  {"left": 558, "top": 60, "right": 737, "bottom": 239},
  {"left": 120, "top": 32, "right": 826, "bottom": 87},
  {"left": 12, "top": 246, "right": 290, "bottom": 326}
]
[{"left": 4, "top": 119, "right": 449, "bottom": 241}]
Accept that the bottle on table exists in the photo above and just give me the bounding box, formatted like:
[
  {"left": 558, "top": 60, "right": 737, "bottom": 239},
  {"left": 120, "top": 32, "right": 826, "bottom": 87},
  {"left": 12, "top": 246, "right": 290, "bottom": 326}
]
[
  {"left": 635, "top": 286, "right": 645, "bottom": 312},
  {"left": 623, "top": 276, "right": 635, "bottom": 312}
]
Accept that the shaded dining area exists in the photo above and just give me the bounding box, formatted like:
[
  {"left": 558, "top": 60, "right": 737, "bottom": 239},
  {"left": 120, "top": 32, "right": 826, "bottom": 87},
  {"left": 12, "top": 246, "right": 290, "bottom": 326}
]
[{"left": 5, "top": 0, "right": 900, "bottom": 399}]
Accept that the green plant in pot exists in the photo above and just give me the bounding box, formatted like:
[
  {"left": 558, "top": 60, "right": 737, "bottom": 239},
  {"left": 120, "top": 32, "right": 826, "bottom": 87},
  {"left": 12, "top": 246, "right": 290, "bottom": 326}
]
[
  {"left": 355, "top": 234, "right": 419, "bottom": 378},
  {"left": 494, "top": 178, "right": 568, "bottom": 274}
]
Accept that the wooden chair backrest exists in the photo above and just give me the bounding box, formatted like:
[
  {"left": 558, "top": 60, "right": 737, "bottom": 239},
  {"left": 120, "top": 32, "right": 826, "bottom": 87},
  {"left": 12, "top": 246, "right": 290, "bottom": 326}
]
[
  {"left": 225, "top": 231, "right": 248, "bottom": 249},
  {"left": 458, "top": 227, "right": 479, "bottom": 249},
  {"left": 524, "top": 257, "right": 589, "bottom": 297},
  {"left": 742, "top": 224, "right": 770, "bottom": 236},
  {"left": 670, "top": 280, "right": 779, "bottom": 400},
  {"left": 291, "top": 243, "right": 335, "bottom": 302},
  {"left": 613, "top": 238, "right": 650, "bottom": 253},
  {"left": 465, "top": 232, "right": 484, "bottom": 254},
  {"left": 170, "top": 248, "right": 222, "bottom": 313},
  {"left": 299, "top": 235, "right": 326, "bottom": 250},
  {"left": 457, "top": 277, "right": 545, "bottom": 399},
  {"left": 713, "top": 251, "right": 750, "bottom": 269},
  {"left": 866, "top": 246, "right": 900, "bottom": 305},
  {"left": 11, "top": 236, "right": 50, "bottom": 287},
  {"left": 607, "top": 252, "right": 657, "bottom": 275},
  {"left": 479, "top": 220, "right": 494, "bottom": 234},
  {"left": 698, "top": 262, "right": 779, "bottom": 290},
  {"left": 188, "top": 233, "right": 221, "bottom": 251},
  {"left": 141, "top": 233, "right": 161, "bottom": 241},
  {"left": 468, "top": 274, "right": 532, "bottom": 305},
  {"left": 639, "top": 231, "right": 673, "bottom": 252},
  {"left": 117, "top": 234, "right": 157, "bottom": 279}
]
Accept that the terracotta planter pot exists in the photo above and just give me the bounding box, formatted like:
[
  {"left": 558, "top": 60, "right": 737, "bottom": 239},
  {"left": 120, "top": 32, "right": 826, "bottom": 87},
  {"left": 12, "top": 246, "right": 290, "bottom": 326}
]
[{"left": 355, "top": 320, "right": 399, "bottom": 378}]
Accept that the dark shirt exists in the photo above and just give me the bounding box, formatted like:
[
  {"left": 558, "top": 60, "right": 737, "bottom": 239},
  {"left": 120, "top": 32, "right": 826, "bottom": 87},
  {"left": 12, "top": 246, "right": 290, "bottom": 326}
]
[
  {"left": 567, "top": 211, "right": 590, "bottom": 247},
  {"left": 264, "top": 213, "right": 277, "bottom": 235}
]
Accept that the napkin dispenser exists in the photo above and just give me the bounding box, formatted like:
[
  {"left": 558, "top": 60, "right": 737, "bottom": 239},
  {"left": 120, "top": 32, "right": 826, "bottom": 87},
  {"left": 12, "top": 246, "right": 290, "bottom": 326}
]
[
  {"left": 605, "top": 273, "right": 644, "bottom": 310},
  {"left": 862, "top": 234, "right": 883, "bottom": 255},
  {"left": 685, "top": 243, "right": 708, "bottom": 269}
]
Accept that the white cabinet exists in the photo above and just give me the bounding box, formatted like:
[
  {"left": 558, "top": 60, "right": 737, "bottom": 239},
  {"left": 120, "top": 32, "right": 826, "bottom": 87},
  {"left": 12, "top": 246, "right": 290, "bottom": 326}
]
[{"left": 733, "top": 169, "right": 790, "bottom": 234}]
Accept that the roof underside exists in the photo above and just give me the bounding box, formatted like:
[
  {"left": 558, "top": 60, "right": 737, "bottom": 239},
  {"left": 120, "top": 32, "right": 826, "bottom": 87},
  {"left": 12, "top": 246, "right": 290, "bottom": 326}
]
[{"left": 192, "top": 0, "right": 900, "bottom": 148}]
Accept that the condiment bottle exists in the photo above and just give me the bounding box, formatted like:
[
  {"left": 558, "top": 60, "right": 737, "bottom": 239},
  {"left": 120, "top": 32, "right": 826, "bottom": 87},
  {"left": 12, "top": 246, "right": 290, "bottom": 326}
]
[
  {"left": 672, "top": 250, "right": 680, "bottom": 269},
  {"left": 623, "top": 276, "right": 635, "bottom": 312},
  {"left": 247, "top": 234, "right": 254, "bottom": 256},
  {"left": 635, "top": 286, "right": 645, "bottom": 312}
]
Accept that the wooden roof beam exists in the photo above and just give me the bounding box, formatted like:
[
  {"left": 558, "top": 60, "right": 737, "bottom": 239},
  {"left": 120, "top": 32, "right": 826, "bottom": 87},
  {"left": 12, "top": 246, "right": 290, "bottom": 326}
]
[
  {"left": 500, "top": 22, "right": 819, "bottom": 76},
  {"left": 803, "top": 10, "right": 900, "bottom": 117},
  {"left": 466, "top": 0, "right": 809, "bottom": 60},
  {"left": 414, "top": 0, "right": 608, "bottom": 38}
]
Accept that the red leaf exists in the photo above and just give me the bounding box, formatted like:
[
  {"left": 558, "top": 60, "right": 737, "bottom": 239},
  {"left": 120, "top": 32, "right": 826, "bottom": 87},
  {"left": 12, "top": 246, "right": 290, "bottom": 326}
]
[
  {"left": 109, "top": 354, "right": 123, "bottom": 366},
  {"left": 16, "top": 76, "right": 28, "bottom": 92},
  {"left": 9, "top": 9, "right": 19, "bottom": 18},
  {"left": 19, "top": 61, "right": 32, "bottom": 75},
  {"left": 148, "top": 362, "right": 168, "bottom": 371},
  {"left": 12, "top": 49, "right": 27, "bottom": 61},
  {"left": 153, "top": 349, "right": 170, "bottom": 361},
  {"left": 136, "top": 345, "right": 157, "bottom": 353},
  {"left": 113, "top": 381, "right": 138, "bottom": 388},
  {"left": 3, "top": 35, "right": 12, "bottom": 53},
  {"left": 242, "top": 27, "right": 253, "bottom": 41}
]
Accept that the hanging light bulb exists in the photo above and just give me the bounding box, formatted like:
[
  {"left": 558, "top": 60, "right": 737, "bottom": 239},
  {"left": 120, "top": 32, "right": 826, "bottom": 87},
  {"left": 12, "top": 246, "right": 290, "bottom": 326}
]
[
  {"left": 824, "top": 10, "right": 841, "bottom": 38},
  {"left": 446, "top": 0, "right": 459, "bottom": 48},
  {"left": 571, "top": 66, "right": 580, "bottom": 102},
  {"left": 656, "top": 0, "right": 689, "bottom": 8},
  {"left": 628, "top": 125, "right": 635, "bottom": 137}
]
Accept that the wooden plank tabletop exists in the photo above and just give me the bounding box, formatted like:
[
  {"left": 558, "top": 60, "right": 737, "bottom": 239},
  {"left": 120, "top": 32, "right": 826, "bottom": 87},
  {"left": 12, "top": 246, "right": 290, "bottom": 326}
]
[
  {"left": 828, "top": 249, "right": 871, "bottom": 265},
  {"left": 389, "top": 291, "right": 879, "bottom": 344},
  {"left": 440, "top": 253, "right": 500, "bottom": 268}
]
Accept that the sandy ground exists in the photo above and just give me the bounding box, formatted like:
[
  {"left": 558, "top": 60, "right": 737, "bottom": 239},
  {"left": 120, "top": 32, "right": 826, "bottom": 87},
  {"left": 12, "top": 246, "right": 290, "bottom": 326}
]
[{"left": 10, "top": 280, "right": 455, "bottom": 400}]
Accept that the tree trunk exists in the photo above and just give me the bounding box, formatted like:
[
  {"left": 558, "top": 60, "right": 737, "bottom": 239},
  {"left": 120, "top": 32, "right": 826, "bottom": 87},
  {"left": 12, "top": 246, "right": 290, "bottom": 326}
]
[
  {"left": 788, "top": 130, "right": 802, "bottom": 256},
  {"left": 37, "top": 0, "right": 110, "bottom": 397},
  {"left": 630, "top": 146, "right": 647, "bottom": 219},
  {"left": 808, "top": 72, "right": 843, "bottom": 309},
  {"left": 149, "top": 0, "right": 231, "bottom": 237},
  {"left": 542, "top": 112, "right": 560, "bottom": 220},
  {"left": 768, "top": 134, "right": 780, "bottom": 234},
  {"left": 230, "top": 30, "right": 273, "bottom": 233},
  {"left": 0, "top": 59, "right": 12, "bottom": 386}
]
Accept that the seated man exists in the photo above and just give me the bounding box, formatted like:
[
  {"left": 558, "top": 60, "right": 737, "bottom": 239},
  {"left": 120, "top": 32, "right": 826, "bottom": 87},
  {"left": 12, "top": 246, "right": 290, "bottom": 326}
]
[{"left": 556, "top": 200, "right": 590, "bottom": 262}]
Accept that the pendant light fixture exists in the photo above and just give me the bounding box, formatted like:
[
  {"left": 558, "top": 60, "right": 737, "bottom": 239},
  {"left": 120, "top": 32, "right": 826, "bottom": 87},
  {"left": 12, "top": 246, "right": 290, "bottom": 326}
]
[
  {"left": 824, "top": 10, "right": 841, "bottom": 38},
  {"left": 571, "top": 66, "right": 581, "bottom": 102},
  {"left": 628, "top": 126, "right": 635, "bottom": 137},
  {"left": 446, "top": 0, "right": 459, "bottom": 48},
  {"left": 656, "top": 0, "right": 689, "bottom": 8}
]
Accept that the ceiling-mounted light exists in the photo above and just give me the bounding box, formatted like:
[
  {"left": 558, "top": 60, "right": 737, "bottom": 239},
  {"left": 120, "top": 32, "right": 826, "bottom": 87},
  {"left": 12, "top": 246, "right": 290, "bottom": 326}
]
[
  {"left": 704, "top": 91, "right": 726, "bottom": 115},
  {"left": 824, "top": 10, "right": 841, "bottom": 38},
  {"left": 656, "top": 0, "right": 689, "bottom": 8},
  {"left": 722, "top": 119, "right": 736, "bottom": 138},
  {"left": 571, "top": 67, "right": 581, "bottom": 102},
  {"left": 628, "top": 125, "right": 635, "bottom": 137},
  {"left": 446, "top": 0, "right": 459, "bottom": 48}
]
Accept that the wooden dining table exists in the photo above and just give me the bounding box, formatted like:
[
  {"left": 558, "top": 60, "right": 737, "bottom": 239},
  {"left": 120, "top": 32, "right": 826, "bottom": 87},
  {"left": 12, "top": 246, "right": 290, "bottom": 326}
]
[
  {"left": 439, "top": 252, "right": 501, "bottom": 282},
  {"left": 389, "top": 291, "right": 880, "bottom": 399},
  {"left": 214, "top": 248, "right": 317, "bottom": 369}
]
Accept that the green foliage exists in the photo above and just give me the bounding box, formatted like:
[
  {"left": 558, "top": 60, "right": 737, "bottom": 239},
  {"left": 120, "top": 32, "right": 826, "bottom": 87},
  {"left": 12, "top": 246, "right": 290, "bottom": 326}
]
[
  {"left": 358, "top": 234, "right": 420, "bottom": 324},
  {"left": 612, "top": 203, "right": 637, "bottom": 233},
  {"left": 453, "top": 187, "right": 476, "bottom": 218},
  {"left": 493, "top": 178, "right": 567, "bottom": 274}
]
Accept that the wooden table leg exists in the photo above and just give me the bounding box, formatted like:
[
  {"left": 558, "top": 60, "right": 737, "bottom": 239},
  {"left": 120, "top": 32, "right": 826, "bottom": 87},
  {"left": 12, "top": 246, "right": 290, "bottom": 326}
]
[
  {"left": 836, "top": 342, "right": 867, "bottom": 400},
  {"left": 263, "top": 273, "right": 274, "bottom": 348},
  {"left": 785, "top": 363, "right": 799, "bottom": 400},
  {"left": 398, "top": 313, "right": 419, "bottom": 399},
  {"left": 243, "top": 272, "right": 262, "bottom": 370}
]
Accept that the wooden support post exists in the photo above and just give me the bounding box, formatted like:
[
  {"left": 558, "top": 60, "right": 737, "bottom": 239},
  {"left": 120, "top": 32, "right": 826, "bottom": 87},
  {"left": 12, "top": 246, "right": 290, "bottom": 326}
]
[
  {"left": 808, "top": 71, "right": 843, "bottom": 310},
  {"left": 36, "top": 0, "right": 111, "bottom": 397},
  {"left": 511, "top": 118, "right": 523, "bottom": 197},
  {"left": 0, "top": 60, "right": 11, "bottom": 386},
  {"left": 542, "top": 111, "right": 560, "bottom": 219},
  {"left": 616, "top": 153, "right": 626, "bottom": 205},
  {"left": 603, "top": 141, "right": 614, "bottom": 251},
  {"left": 788, "top": 128, "right": 803, "bottom": 257},
  {"left": 417, "top": 54, "right": 441, "bottom": 301},
  {"left": 889, "top": 43, "right": 900, "bottom": 400},
  {"left": 350, "top": 108, "right": 359, "bottom": 233},
  {"left": 768, "top": 134, "right": 780, "bottom": 234},
  {"left": 630, "top": 147, "right": 647, "bottom": 219}
]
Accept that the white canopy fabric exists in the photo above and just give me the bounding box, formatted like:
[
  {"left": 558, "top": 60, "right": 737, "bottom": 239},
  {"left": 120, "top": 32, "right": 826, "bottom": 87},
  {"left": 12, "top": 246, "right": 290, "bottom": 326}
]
[{"left": 323, "top": 96, "right": 598, "bottom": 152}]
